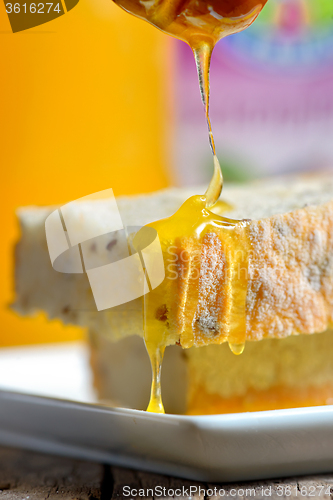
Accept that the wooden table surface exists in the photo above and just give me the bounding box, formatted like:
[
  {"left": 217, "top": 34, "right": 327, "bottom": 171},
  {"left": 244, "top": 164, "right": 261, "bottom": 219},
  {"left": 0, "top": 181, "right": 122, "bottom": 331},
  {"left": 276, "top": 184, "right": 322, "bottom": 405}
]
[{"left": 0, "top": 446, "right": 332, "bottom": 500}]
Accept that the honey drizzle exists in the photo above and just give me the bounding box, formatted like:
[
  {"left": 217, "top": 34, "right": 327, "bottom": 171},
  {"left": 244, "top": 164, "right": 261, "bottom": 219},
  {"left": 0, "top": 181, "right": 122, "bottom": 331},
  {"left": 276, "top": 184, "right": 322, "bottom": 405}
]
[
  {"left": 144, "top": 40, "right": 225, "bottom": 413},
  {"left": 145, "top": 341, "right": 165, "bottom": 413},
  {"left": 193, "top": 43, "right": 223, "bottom": 208},
  {"left": 143, "top": 195, "right": 250, "bottom": 413},
  {"left": 111, "top": 0, "right": 267, "bottom": 413}
]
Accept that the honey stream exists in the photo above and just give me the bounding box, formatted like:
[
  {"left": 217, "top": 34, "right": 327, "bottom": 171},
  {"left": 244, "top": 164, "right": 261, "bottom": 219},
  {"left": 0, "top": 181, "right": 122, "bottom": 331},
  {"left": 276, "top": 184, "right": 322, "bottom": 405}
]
[{"left": 112, "top": 0, "right": 267, "bottom": 412}]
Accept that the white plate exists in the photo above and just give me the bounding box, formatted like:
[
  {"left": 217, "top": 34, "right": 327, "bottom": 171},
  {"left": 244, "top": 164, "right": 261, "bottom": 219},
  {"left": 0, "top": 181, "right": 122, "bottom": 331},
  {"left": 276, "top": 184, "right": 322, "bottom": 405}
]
[{"left": 0, "top": 342, "right": 333, "bottom": 482}]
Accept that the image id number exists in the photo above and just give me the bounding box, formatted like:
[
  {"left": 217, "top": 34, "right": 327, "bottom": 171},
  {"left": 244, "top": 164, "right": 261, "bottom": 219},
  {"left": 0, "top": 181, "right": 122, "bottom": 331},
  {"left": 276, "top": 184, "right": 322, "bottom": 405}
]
[{"left": 5, "top": 3, "right": 61, "bottom": 13}]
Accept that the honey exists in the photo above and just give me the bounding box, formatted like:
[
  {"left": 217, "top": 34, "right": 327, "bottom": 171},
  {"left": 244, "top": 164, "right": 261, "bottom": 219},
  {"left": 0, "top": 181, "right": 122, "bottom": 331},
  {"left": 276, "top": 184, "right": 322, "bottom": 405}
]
[
  {"left": 112, "top": 0, "right": 268, "bottom": 412},
  {"left": 134, "top": 195, "right": 250, "bottom": 412},
  {"left": 112, "top": 0, "right": 267, "bottom": 207},
  {"left": 111, "top": 0, "right": 266, "bottom": 48}
]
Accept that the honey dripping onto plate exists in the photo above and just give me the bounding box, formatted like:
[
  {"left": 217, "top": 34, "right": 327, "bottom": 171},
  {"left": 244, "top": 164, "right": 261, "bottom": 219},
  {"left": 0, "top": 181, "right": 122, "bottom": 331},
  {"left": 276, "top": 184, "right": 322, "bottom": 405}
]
[{"left": 114, "top": 0, "right": 268, "bottom": 412}]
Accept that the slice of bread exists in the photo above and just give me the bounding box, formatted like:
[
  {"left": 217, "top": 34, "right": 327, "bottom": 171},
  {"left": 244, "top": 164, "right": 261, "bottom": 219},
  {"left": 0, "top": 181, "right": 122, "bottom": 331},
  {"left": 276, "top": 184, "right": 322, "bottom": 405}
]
[
  {"left": 88, "top": 326, "right": 333, "bottom": 413},
  {"left": 13, "top": 174, "right": 333, "bottom": 346}
]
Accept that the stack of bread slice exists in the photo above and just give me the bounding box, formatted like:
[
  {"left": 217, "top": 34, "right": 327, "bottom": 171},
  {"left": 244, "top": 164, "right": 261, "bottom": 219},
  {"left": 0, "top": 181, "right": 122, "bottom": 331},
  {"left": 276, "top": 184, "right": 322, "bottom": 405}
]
[{"left": 13, "top": 175, "right": 333, "bottom": 414}]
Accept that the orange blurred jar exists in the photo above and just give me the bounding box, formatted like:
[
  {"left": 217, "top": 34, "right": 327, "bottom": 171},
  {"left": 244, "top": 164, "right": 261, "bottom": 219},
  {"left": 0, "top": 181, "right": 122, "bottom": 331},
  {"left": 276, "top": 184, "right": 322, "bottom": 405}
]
[{"left": 0, "top": 0, "right": 173, "bottom": 346}]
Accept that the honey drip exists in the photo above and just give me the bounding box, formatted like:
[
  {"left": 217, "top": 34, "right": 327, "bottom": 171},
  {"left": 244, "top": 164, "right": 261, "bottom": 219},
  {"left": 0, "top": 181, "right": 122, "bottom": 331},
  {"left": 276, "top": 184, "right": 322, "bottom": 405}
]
[
  {"left": 229, "top": 343, "right": 246, "bottom": 355},
  {"left": 141, "top": 195, "right": 250, "bottom": 413},
  {"left": 145, "top": 342, "right": 165, "bottom": 412},
  {"left": 111, "top": 0, "right": 267, "bottom": 413},
  {"left": 193, "top": 43, "right": 223, "bottom": 208}
]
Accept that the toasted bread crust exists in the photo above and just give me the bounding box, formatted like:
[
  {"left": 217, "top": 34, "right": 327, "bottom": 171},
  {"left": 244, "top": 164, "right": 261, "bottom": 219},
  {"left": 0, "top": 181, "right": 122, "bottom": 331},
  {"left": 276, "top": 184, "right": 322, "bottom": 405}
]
[
  {"left": 246, "top": 200, "right": 333, "bottom": 341},
  {"left": 168, "top": 199, "right": 333, "bottom": 346},
  {"left": 187, "top": 383, "right": 333, "bottom": 414}
]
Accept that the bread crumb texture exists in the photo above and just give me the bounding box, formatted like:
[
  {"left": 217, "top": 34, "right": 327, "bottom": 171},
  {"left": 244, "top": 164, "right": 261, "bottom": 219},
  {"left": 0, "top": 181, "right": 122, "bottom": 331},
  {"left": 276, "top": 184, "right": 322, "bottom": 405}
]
[
  {"left": 246, "top": 201, "right": 333, "bottom": 340},
  {"left": 186, "top": 329, "right": 333, "bottom": 400}
]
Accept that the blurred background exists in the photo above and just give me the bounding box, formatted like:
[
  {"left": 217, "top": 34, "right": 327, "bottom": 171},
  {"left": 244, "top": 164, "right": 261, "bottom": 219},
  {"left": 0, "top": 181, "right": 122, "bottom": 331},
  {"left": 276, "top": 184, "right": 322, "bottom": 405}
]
[
  {"left": 176, "top": 0, "right": 333, "bottom": 186},
  {"left": 1, "top": 0, "right": 333, "bottom": 348}
]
